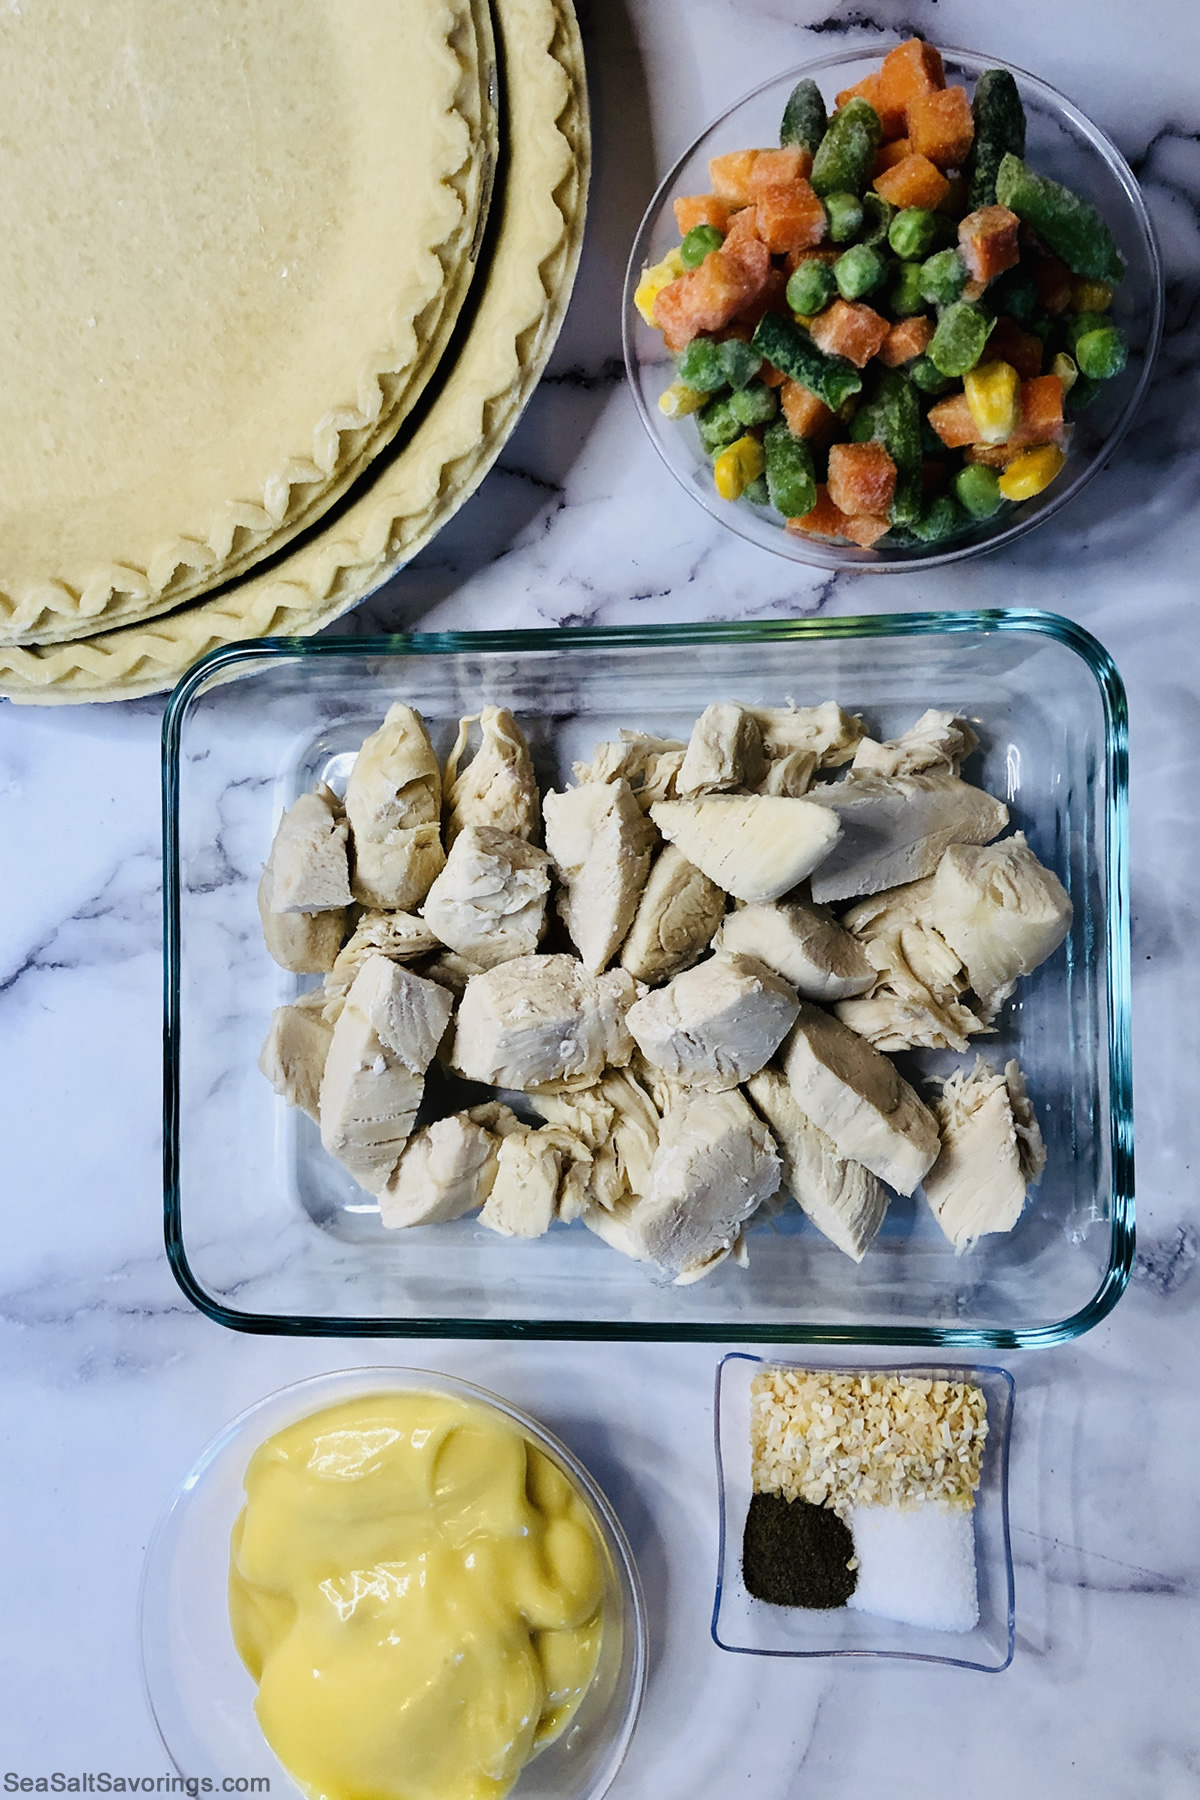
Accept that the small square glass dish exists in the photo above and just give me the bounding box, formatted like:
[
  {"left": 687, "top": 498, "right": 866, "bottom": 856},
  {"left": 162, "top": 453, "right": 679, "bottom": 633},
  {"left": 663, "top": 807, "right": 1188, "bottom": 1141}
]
[
  {"left": 162, "top": 609, "right": 1132, "bottom": 1341},
  {"left": 712, "top": 1354, "right": 1016, "bottom": 1670}
]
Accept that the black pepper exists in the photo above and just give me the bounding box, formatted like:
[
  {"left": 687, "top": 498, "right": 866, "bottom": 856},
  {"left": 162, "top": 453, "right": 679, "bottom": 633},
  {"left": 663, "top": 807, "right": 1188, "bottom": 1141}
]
[{"left": 741, "top": 1490, "right": 857, "bottom": 1609}]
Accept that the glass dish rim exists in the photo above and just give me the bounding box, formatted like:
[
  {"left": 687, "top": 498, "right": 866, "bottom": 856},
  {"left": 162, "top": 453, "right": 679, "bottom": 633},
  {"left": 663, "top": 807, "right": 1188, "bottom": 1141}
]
[
  {"left": 161, "top": 607, "right": 1134, "bottom": 1344},
  {"left": 709, "top": 1352, "right": 1017, "bottom": 1669},
  {"left": 137, "top": 1363, "right": 649, "bottom": 1794},
  {"left": 620, "top": 39, "right": 1165, "bottom": 574}
]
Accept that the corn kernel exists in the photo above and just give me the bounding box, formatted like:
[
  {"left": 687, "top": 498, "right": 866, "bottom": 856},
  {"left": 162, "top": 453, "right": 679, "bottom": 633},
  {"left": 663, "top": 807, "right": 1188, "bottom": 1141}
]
[
  {"left": 1070, "top": 278, "right": 1112, "bottom": 314},
  {"left": 658, "top": 381, "right": 707, "bottom": 419},
  {"left": 963, "top": 360, "right": 1021, "bottom": 445},
  {"left": 998, "top": 444, "right": 1066, "bottom": 502},
  {"left": 713, "top": 435, "right": 766, "bottom": 501},
  {"left": 1051, "top": 351, "right": 1079, "bottom": 394},
  {"left": 633, "top": 249, "right": 687, "bottom": 327}
]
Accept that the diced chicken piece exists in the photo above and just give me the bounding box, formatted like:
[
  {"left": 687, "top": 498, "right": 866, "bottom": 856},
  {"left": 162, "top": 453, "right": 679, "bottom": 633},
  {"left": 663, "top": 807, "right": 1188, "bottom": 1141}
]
[
  {"left": 928, "top": 832, "right": 1073, "bottom": 1016},
  {"left": 631, "top": 1050, "right": 692, "bottom": 1120},
  {"left": 714, "top": 896, "right": 874, "bottom": 1002},
  {"left": 543, "top": 780, "right": 656, "bottom": 972},
  {"left": 852, "top": 710, "right": 980, "bottom": 780},
  {"left": 451, "top": 954, "right": 636, "bottom": 1088},
  {"left": 780, "top": 1001, "right": 940, "bottom": 1195},
  {"left": 342, "top": 953, "right": 454, "bottom": 1075},
  {"left": 260, "top": 785, "right": 353, "bottom": 914},
  {"left": 627, "top": 953, "right": 799, "bottom": 1091},
  {"left": 676, "top": 703, "right": 766, "bottom": 795},
  {"left": 257, "top": 873, "right": 347, "bottom": 973},
  {"left": 746, "top": 1068, "right": 887, "bottom": 1261},
  {"left": 318, "top": 1003, "right": 425, "bottom": 1193},
  {"left": 837, "top": 878, "right": 986, "bottom": 1053},
  {"left": 478, "top": 1127, "right": 567, "bottom": 1238},
  {"left": 257, "top": 991, "right": 335, "bottom": 1124},
  {"left": 620, "top": 845, "right": 727, "bottom": 985},
  {"left": 529, "top": 1067, "right": 661, "bottom": 1216},
  {"left": 378, "top": 1104, "right": 521, "bottom": 1229},
  {"left": 924, "top": 1058, "right": 1046, "bottom": 1249},
  {"left": 572, "top": 731, "right": 685, "bottom": 811},
  {"left": 759, "top": 749, "right": 818, "bottom": 796},
  {"left": 321, "top": 911, "right": 441, "bottom": 1019},
  {"left": 804, "top": 772, "right": 1008, "bottom": 904},
  {"left": 420, "top": 826, "right": 551, "bottom": 969},
  {"left": 419, "top": 949, "right": 488, "bottom": 998},
  {"left": 649, "top": 795, "right": 842, "bottom": 904},
  {"left": 344, "top": 704, "right": 445, "bottom": 909},
  {"left": 442, "top": 706, "right": 540, "bottom": 846},
  {"left": 747, "top": 701, "right": 863, "bottom": 766},
  {"left": 616, "top": 1088, "right": 781, "bottom": 1280}
]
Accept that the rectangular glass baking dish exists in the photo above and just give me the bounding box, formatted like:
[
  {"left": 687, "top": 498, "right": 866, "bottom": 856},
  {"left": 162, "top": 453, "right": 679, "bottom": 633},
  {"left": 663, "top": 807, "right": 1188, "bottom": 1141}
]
[{"left": 161, "top": 611, "right": 1133, "bottom": 1342}]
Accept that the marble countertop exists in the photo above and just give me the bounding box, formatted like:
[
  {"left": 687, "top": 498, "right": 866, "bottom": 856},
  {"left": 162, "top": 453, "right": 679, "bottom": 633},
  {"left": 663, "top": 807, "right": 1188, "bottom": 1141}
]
[{"left": 3, "top": 0, "right": 1200, "bottom": 1791}]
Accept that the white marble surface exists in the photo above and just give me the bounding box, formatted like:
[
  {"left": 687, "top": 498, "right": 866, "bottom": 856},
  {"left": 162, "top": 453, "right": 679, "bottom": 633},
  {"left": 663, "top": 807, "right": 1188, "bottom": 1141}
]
[{"left": 3, "top": 0, "right": 1200, "bottom": 1790}]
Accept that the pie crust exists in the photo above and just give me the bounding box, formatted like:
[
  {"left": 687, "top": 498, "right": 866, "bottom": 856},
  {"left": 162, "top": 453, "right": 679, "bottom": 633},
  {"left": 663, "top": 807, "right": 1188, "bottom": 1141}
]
[
  {"left": 0, "top": 0, "right": 490, "bottom": 647},
  {"left": 0, "top": 0, "right": 588, "bottom": 705}
]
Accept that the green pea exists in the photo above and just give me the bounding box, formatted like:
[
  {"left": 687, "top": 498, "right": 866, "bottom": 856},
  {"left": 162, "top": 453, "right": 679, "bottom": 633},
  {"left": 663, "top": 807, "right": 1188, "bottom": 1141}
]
[
  {"left": 785, "top": 258, "right": 837, "bottom": 316},
  {"left": 953, "top": 463, "right": 1005, "bottom": 519},
  {"left": 919, "top": 248, "right": 968, "bottom": 307},
  {"left": 888, "top": 208, "right": 941, "bottom": 261},
  {"left": 909, "top": 355, "right": 954, "bottom": 395},
  {"left": 910, "top": 491, "right": 967, "bottom": 544},
  {"left": 890, "top": 263, "right": 929, "bottom": 318},
  {"left": 824, "top": 191, "right": 864, "bottom": 244},
  {"left": 697, "top": 395, "right": 743, "bottom": 454},
  {"left": 730, "top": 381, "right": 779, "bottom": 426},
  {"left": 743, "top": 473, "right": 772, "bottom": 506},
  {"left": 834, "top": 243, "right": 887, "bottom": 301},
  {"left": 1073, "top": 326, "right": 1127, "bottom": 381},
  {"left": 858, "top": 193, "right": 896, "bottom": 247},
  {"left": 1067, "top": 373, "right": 1102, "bottom": 412},
  {"left": 717, "top": 338, "right": 762, "bottom": 391},
  {"left": 676, "top": 338, "right": 727, "bottom": 393},
  {"left": 679, "top": 224, "right": 725, "bottom": 269}
]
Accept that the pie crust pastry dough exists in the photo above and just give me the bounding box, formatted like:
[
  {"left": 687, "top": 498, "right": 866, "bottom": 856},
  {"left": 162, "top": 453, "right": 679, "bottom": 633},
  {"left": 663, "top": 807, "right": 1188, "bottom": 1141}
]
[
  {"left": 0, "top": 0, "right": 488, "bottom": 647},
  {"left": 0, "top": 0, "right": 588, "bottom": 704}
]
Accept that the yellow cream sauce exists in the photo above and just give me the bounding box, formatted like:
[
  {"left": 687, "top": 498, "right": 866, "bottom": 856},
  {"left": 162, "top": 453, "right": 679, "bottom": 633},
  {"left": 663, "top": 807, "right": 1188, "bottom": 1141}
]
[{"left": 229, "top": 1391, "right": 605, "bottom": 1800}]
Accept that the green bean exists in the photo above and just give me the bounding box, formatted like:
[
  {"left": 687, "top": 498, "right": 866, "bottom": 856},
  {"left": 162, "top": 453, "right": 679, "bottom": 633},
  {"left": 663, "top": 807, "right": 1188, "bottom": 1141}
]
[
  {"left": 764, "top": 420, "right": 817, "bottom": 517},
  {"left": 858, "top": 193, "right": 896, "bottom": 247},
  {"left": 751, "top": 312, "right": 863, "bottom": 411},
  {"left": 780, "top": 78, "right": 828, "bottom": 153},
  {"left": 995, "top": 154, "right": 1125, "bottom": 283},
  {"left": 810, "top": 97, "right": 882, "bottom": 198},
  {"left": 909, "top": 355, "right": 954, "bottom": 395},
  {"left": 929, "top": 301, "right": 994, "bottom": 377},
  {"left": 824, "top": 192, "right": 864, "bottom": 244},
  {"left": 965, "top": 69, "right": 1026, "bottom": 210}
]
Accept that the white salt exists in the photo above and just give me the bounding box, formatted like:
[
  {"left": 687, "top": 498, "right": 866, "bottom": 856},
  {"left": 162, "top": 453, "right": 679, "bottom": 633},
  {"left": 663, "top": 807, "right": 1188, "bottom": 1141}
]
[{"left": 846, "top": 1501, "right": 979, "bottom": 1633}]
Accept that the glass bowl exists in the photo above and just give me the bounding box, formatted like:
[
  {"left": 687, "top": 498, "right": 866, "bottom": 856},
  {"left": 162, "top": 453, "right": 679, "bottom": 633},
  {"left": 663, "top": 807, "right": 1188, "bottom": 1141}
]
[
  {"left": 712, "top": 1354, "right": 1016, "bottom": 1670},
  {"left": 162, "top": 609, "right": 1132, "bottom": 1343},
  {"left": 622, "top": 43, "right": 1163, "bottom": 571},
  {"left": 138, "top": 1366, "right": 647, "bottom": 1799}
]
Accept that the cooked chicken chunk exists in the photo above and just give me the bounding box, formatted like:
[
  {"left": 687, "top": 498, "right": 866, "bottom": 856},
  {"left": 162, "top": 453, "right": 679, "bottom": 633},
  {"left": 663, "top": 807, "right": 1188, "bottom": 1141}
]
[
  {"left": 626, "top": 952, "right": 799, "bottom": 1091},
  {"left": 378, "top": 1103, "right": 521, "bottom": 1229},
  {"left": 543, "top": 779, "right": 656, "bottom": 972},
  {"left": 318, "top": 1004, "right": 425, "bottom": 1192},
  {"left": 421, "top": 825, "right": 551, "bottom": 968},
  {"left": 321, "top": 911, "right": 441, "bottom": 1019},
  {"left": 344, "top": 704, "right": 444, "bottom": 909},
  {"left": 677, "top": 703, "right": 766, "bottom": 795},
  {"left": 343, "top": 953, "right": 454, "bottom": 1075},
  {"left": 924, "top": 1058, "right": 1046, "bottom": 1249},
  {"left": 780, "top": 1002, "right": 940, "bottom": 1196},
  {"left": 852, "top": 709, "right": 979, "bottom": 779},
  {"left": 443, "top": 706, "right": 540, "bottom": 846},
  {"left": 649, "top": 795, "right": 842, "bottom": 904},
  {"left": 478, "top": 1126, "right": 569, "bottom": 1238},
  {"left": 805, "top": 772, "right": 1009, "bottom": 904},
  {"left": 759, "top": 748, "right": 818, "bottom": 797},
  {"left": 419, "top": 948, "right": 487, "bottom": 998},
  {"left": 616, "top": 1088, "right": 781, "bottom": 1280},
  {"left": 531, "top": 1068, "right": 661, "bottom": 1214},
  {"left": 745, "top": 1068, "right": 887, "bottom": 1261},
  {"left": 714, "top": 896, "right": 874, "bottom": 1003},
  {"left": 748, "top": 702, "right": 863, "bottom": 766},
  {"left": 572, "top": 731, "right": 685, "bottom": 811},
  {"left": 837, "top": 878, "right": 987, "bottom": 1053},
  {"left": 620, "top": 845, "right": 726, "bottom": 985},
  {"left": 258, "top": 874, "right": 346, "bottom": 973},
  {"left": 260, "top": 784, "right": 353, "bottom": 914},
  {"left": 451, "top": 954, "right": 637, "bottom": 1087},
  {"left": 928, "top": 832, "right": 1073, "bottom": 1017},
  {"left": 258, "top": 990, "right": 335, "bottom": 1123}
]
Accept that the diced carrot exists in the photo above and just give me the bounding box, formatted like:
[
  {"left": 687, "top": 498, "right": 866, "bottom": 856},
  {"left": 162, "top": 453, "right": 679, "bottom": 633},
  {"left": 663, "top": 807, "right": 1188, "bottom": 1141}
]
[
  {"left": 877, "top": 38, "right": 945, "bottom": 125},
  {"left": 963, "top": 442, "right": 1022, "bottom": 468},
  {"left": 874, "top": 136, "right": 912, "bottom": 176},
  {"left": 736, "top": 264, "right": 787, "bottom": 327},
  {"left": 828, "top": 441, "right": 897, "bottom": 518},
  {"left": 927, "top": 392, "right": 980, "bottom": 449},
  {"left": 756, "top": 178, "right": 827, "bottom": 253},
  {"left": 1033, "top": 254, "right": 1073, "bottom": 315},
  {"left": 872, "top": 152, "right": 950, "bottom": 211},
  {"left": 809, "top": 298, "right": 890, "bottom": 367},
  {"left": 788, "top": 483, "right": 853, "bottom": 540},
  {"left": 842, "top": 513, "right": 892, "bottom": 548},
  {"left": 835, "top": 73, "right": 905, "bottom": 139},
  {"left": 1009, "top": 374, "right": 1065, "bottom": 447},
  {"left": 962, "top": 276, "right": 988, "bottom": 303},
  {"left": 760, "top": 359, "right": 786, "bottom": 388},
  {"left": 652, "top": 249, "right": 761, "bottom": 350},
  {"left": 878, "top": 314, "right": 935, "bottom": 367},
  {"left": 748, "top": 146, "right": 813, "bottom": 196},
  {"left": 722, "top": 203, "right": 761, "bottom": 247},
  {"left": 673, "top": 194, "right": 731, "bottom": 235},
  {"left": 958, "top": 205, "right": 1020, "bottom": 283},
  {"left": 708, "top": 149, "right": 763, "bottom": 207},
  {"left": 906, "top": 86, "right": 974, "bottom": 169},
  {"left": 781, "top": 379, "right": 836, "bottom": 440},
  {"left": 987, "top": 316, "right": 1043, "bottom": 380}
]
